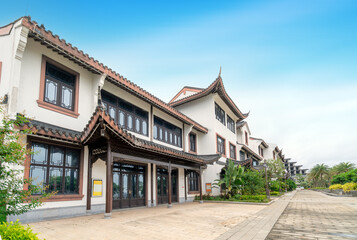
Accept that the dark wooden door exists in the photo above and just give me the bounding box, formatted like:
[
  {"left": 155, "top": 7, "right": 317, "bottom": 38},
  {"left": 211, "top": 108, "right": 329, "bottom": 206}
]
[
  {"left": 113, "top": 163, "right": 145, "bottom": 209},
  {"left": 157, "top": 168, "right": 178, "bottom": 204}
]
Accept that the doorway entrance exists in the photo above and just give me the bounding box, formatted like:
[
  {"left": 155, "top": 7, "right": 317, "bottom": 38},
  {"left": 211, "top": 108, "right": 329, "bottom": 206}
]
[
  {"left": 157, "top": 167, "right": 178, "bottom": 204},
  {"left": 113, "top": 163, "right": 145, "bottom": 209}
]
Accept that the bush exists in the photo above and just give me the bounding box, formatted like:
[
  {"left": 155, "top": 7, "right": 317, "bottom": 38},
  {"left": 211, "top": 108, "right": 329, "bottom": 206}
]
[
  {"left": 269, "top": 180, "right": 280, "bottom": 191},
  {"left": 331, "top": 169, "right": 357, "bottom": 184},
  {"left": 270, "top": 191, "right": 280, "bottom": 196},
  {"left": 329, "top": 184, "right": 343, "bottom": 190},
  {"left": 241, "top": 170, "right": 265, "bottom": 195},
  {"left": 0, "top": 220, "right": 41, "bottom": 240},
  {"left": 238, "top": 195, "right": 267, "bottom": 202},
  {"left": 342, "top": 182, "right": 357, "bottom": 192},
  {"left": 286, "top": 179, "right": 297, "bottom": 191}
]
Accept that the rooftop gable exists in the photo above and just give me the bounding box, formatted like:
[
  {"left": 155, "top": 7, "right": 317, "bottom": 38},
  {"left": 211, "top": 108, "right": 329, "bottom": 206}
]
[{"left": 169, "top": 71, "right": 249, "bottom": 120}]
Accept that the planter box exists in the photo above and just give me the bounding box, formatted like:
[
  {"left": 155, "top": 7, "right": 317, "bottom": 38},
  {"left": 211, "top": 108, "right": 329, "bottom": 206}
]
[{"left": 331, "top": 189, "right": 343, "bottom": 195}]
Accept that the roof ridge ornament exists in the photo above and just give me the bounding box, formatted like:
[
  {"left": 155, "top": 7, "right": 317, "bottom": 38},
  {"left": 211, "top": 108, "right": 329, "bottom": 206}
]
[{"left": 218, "top": 66, "right": 222, "bottom": 78}]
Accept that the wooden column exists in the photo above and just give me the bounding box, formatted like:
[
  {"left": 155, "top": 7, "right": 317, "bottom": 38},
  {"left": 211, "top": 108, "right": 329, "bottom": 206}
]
[
  {"left": 86, "top": 149, "right": 92, "bottom": 211},
  {"left": 105, "top": 142, "right": 113, "bottom": 218},
  {"left": 184, "top": 169, "right": 187, "bottom": 201},
  {"left": 151, "top": 163, "right": 154, "bottom": 206},
  {"left": 199, "top": 167, "right": 203, "bottom": 203},
  {"left": 168, "top": 161, "right": 172, "bottom": 208}
]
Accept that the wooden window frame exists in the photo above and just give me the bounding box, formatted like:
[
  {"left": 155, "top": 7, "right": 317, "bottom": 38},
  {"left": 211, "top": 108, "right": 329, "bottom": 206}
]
[
  {"left": 239, "top": 151, "right": 245, "bottom": 161},
  {"left": 24, "top": 137, "right": 84, "bottom": 202},
  {"left": 215, "top": 102, "right": 226, "bottom": 125},
  {"left": 37, "top": 55, "right": 80, "bottom": 118},
  {"left": 187, "top": 171, "right": 199, "bottom": 194},
  {"left": 189, "top": 132, "right": 197, "bottom": 154},
  {"left": 102, "top": 90, "right": 149, "bottom": 137},
  {"left": 227, "top": 115, "right": 235, "bottom": 133},
  {"left": 153, "top": 116, "right": 182, "bottom": 148},
  {"left": 216, "top": 133, "right": 226, "bottom": 157},
  {"left": 229, "top": 142, "right": 236, "bottom": 160}
]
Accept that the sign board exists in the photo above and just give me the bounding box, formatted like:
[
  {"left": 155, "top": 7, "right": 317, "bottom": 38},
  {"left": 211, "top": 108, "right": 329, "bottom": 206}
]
[
  {"left": 206, "top": 183, "right": 212, "bottom": 193},
  {"left": 92, "top": 179, "right": 103, "bottom": 197}
]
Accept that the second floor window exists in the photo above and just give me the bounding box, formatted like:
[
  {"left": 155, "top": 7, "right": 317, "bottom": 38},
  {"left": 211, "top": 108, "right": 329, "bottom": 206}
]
[
  {"left": 245, "top": 131, "right": 249, "bottom": 145},
  {"left": 215, "top": 103, "right": 225, "bottom": 125},
  {"left": 102, "top": 90, "right": 148, "bottom": 136},
  {"left": 229, "top": 143, "right": 236, "bottom": 159},
  {"left": 227, "top": 115, "right": 235, "bottom": 133},
  {"left": 259, "top": 147, "right": 264, "bottom": 157},
  {"left": 154, "top": 116, "right": 182, "bottom": 147},
  {"left": 44, "top": 62, "right": 76, "bottom": 110},
  {"left": 216, "top": 135, "right": 226, "bottom": 155},
  {"left": 189, "top": 132, "right": 197, "bottom": 153}
]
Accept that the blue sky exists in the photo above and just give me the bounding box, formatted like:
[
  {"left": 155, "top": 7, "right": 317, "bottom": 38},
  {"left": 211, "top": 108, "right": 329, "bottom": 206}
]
[{"left": 1, "top": 0, "right": 357, "bottom": 169}]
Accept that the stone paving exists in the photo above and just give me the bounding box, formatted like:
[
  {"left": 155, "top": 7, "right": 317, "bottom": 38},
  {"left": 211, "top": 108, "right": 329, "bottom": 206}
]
[
  {"left": 266, "top": 190, "right": 357, "bottom": 240},
  {"left": 29, "top": 202, "right": 265, "bottom": 240}
]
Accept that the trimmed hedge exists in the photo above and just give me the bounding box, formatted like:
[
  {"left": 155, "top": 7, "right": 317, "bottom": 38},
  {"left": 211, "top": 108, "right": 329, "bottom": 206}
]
[{"left": 0, "top": 220, "right": 41, "bottom": 240}]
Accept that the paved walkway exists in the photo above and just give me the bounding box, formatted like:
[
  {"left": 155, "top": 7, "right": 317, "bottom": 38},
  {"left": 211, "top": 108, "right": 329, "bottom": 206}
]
[
  {"left": 215, "top": 191, "right": 296, "bottom": 240},
  {"left": 29, "top": 202, "right": 265, "bottom": 240},
  {"left": 266, "top": 190, "right": 357, "bottom": 240}
]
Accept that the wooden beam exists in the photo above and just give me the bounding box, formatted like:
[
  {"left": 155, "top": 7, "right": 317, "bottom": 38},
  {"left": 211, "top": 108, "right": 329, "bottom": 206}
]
[
  {"left": 199, "top": 166, "right": 203, "bottom": 203},
  {"left": 112, "top": 152, "right": 200, "bottom": 171},
  {"left": 151, "top": 163, "right": 154, "bottom": 206},
  {"left": 86, "top": 149, "right": 93, "bottom": 211},
  {"left": 105, "top": 141, "right": 113, "bottom": 218},
  {"left": 168, "top": 161, "right": 172, "bottom": 207},
  {"left": 184, "top": 169, "right": 187, "bottom": 201}
]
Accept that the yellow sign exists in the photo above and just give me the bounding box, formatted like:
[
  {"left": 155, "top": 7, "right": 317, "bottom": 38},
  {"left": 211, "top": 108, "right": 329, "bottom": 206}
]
[{"left": 93, "top": 179, "right": 103, "bottom": 197}]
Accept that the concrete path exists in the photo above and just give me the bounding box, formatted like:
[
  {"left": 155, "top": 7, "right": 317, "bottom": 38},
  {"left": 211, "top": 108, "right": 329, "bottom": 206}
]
[
  {"left": 266, "top": 190, "right": 357, "bottom": 240},
  {"left": 215, "top": 191, "right": 296, "bottom": 240},
  {"left": 29, "top": 202, "right": 265, "bottom": 240}
]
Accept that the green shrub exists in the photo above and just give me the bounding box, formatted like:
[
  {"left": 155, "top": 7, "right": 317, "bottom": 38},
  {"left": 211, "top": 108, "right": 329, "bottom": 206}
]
[
  {"left": 270, "top": 191, "right": 280, "bottom": 196},
  {"left": 331, "top": 168, "right": 357, "bottom": 184},
  {"left": 286, "top": 179, "right": 297, "bottom": 191},
  {"left": 241, "top": 170, "right": 265, "bottom": 195},
  {"left": 269, "top": 180, "right": 280, "bottom": 191},
  {"left": 238, "top": 195, "right": 267, "bottom": 202},
  {"left": 0, "top": 220, "right": 41, "bottom": 240}
]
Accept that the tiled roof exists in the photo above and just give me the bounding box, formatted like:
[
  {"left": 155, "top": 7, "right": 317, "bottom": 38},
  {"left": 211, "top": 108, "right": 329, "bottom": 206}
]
[
  {"left": 169, "top": 75, "right": 248, "bottom": 120},
  {"left": 249, "top": 137, "right": 269, "bottom": 148},
  {"left": 238, "top": 143, "right": 263, "bottom": 161},
  {"left": 17, "top": 119, "right": 81, "bottom": 144},
  {"left": 81, "top": 106, "right": 218, "bottom": 164},
  {"left": 15, "top": 16, "right": 208, "bottom": 134}
]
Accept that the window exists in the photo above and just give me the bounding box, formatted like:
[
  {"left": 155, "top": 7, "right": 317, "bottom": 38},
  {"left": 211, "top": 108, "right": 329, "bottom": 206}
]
[
  {"left": 259, "top": 147, "right": 264, "bottom": 157},
  {"left": 30, "top": 142, "right": 80, "bottom": 194},
  {"left": 188, "top": 171, "right": 199, "bottom": 192},
  {"left": 215, "top": 103, "right": 225, "bottom": 125},
  {"left": 154, "top": 116, "right": 182, "bottom": 147},
  {"left": 252, "top": 160, "right": 258, "bottom": 166},
  {"left": 239, "top": 151, "right": 245, "bottom": 161},
  {"left": 227, "top": 115, "right": 235, "bottom": 133},
  {"left": 216, "top": 134, "right": 226, "bottom": 156},
  {"left": 189, "top": 132, "right": 197, "bottom": 153},
  {"left": 229, "top": 143, "right": 236, "bottom": 159},
  {"left": 38, "top": 56, "right": 79, "bottom": 118},
  {"left": 102, "top": 90, "right": 149, "bottom": 136},
  {"left": 245, "top": 131, "right": 249, "bottom": 145}
]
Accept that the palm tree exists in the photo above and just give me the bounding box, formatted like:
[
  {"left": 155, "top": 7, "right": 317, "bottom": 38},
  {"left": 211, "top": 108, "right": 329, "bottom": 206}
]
[
  {"left": 308, "top": 164, "right": 330, "bottom": 187},
  {"left": 330, "top": 162, "right": 356, "bottom": 175}
]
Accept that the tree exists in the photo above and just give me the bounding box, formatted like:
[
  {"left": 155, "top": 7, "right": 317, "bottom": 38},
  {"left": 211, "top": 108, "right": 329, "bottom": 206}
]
[
  {"left": 308, "top": 164, "right": 330, "bottom": 187},
  {"left": 330, "top": 162, "right": 356, "bottom": 176},
  {"left": 0, "top": 106, "right": 54, "bottom": 222},
  {"left": 266, "top": 158, "right": 285, "bottom": 180},
  {"left": 213, "top": 159, "right": 244, "bottom": 198}
]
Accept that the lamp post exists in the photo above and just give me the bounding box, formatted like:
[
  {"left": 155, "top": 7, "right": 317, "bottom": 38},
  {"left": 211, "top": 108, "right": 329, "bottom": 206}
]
[{"left": 263, "top": 160, "right": 270, "bottom": 199}]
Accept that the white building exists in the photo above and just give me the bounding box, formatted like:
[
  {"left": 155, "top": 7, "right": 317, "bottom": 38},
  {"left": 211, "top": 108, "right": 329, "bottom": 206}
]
[{"left": 0, "top": 16, "right": 296, "bottom": 223}]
